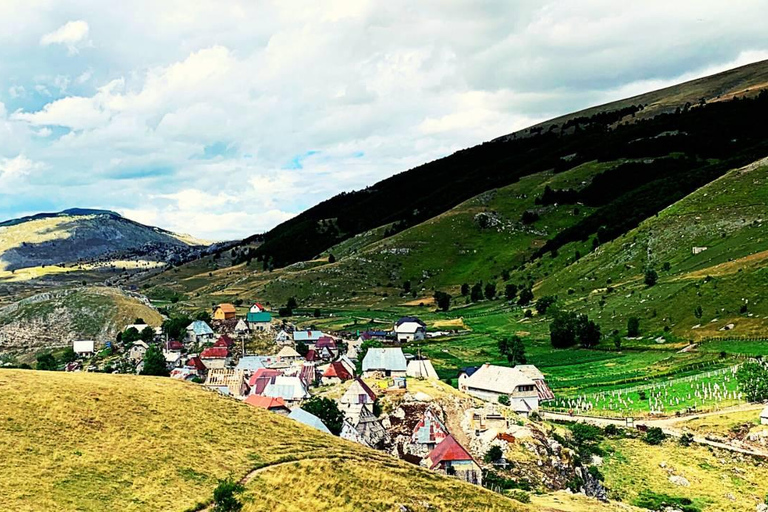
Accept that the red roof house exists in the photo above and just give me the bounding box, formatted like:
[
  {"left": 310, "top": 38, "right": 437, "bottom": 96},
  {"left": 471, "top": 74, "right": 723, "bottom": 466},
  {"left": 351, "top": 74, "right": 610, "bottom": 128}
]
[
  {"left": 322, "top": 361, "right": 353, "bottom": 384},
  {"left": 185, "top": 356, "right": 207, "bottom": 373},
  {"left": 214, "top": 335, "right": 235, "bottom": 349},
  {"left": 316, "top": 336, "right": 337, "bottom": 350},
  {"left": 167, "top": 340, "right": 184, "bottom": 351},
  {"left": 248, "top": 368, "right": 283, "bottom": 395},
  {"left": 200, "top": 347, "right": 229, "bottom": 359},
  {"left": 425, "top": 435, "right": 477, "bottom": 470},
  {"left": 244, "top": 394, "right": 290, "bottom": 413},
  {"left": 305, "top": 349, "right": 321, "bottom": 362}
]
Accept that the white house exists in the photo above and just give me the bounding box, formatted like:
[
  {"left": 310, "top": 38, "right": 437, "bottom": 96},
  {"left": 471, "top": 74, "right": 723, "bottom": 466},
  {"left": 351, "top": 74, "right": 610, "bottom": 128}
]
[
  {"left": 262, "top": 376, "right": 310, "bottom": 406},
  {"left": 274, "top": 330, "right": 292, "bottom": 345},
  {"left": 406, "top": 359, "right": 439, "bottom": 380},
  {"left": 73, "top": 340, "right": 95, "bottom": 357},
  {"left": 128, "top": 340, "right": 149, "bottom": 362},
  {"left": 362, "top": 347, "right": 407, "bottom": 378},
  {"left": 459, "top": 363, "right": 541, "bottom": 415},
  {"left": 394, "top": 317, "right": 426, "bottom": 342}
]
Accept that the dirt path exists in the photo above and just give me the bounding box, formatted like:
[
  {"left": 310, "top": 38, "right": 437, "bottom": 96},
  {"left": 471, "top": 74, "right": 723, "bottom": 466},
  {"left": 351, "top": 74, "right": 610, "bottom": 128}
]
[
  {"left": 195, "top": 456, "right": 345, "bottom": 511},
  {"left": 543, "top": 404, "right": 768, "bottom": 458}
]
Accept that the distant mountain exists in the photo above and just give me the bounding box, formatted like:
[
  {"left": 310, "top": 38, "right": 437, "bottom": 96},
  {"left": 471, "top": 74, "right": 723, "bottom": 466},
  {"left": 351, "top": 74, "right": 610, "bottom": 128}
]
[
  {"left": 249, "top": 59, "right": 768, "bottom": 268},
  {"left": 0, "top": 208, "right": 209, "bottom": 277}
]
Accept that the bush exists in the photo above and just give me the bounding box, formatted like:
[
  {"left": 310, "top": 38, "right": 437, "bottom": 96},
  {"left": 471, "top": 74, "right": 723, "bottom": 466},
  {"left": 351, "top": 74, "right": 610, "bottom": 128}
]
[
  {"left": 212, "top": 478, "right": 244, "bottom": 512},
  {"left": 498, "top": 395, "right": 510, "bottom": 406},
  {"left": 644, "top": 427, "right": 666, "bottom": 445},
  {"left": 644, "top": 268, "right": 658, "bottom": 286},
  {"left": 509, "top": 490, "right": 530, "bottom": 504},
  {"left": 301, "top": 397, "right": 345, "bottom": 435},
  {"left": 484, "top": 445, "right": 504, "bottom": 463},
  {"left": 587, "top": 465, "right": 604, "bottom": 481},
  {"left": 627, "top": 316, "right": 640, "bottom": 337},
  {"left": 633, "top": 490, "right": 700, "bottom": 512},
  {"left": 679, "top": 432, "right": 694, "bottom": 447},
  {"left": 603, "top": 424, "right": 619, "bottom": 436}
]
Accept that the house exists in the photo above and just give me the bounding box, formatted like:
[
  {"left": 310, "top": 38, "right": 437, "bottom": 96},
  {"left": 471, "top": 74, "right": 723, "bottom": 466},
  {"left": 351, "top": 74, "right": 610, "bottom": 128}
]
[
  {"left": 516, "top": 364, "right": 555, "bottom": 401},
  {"left": 424, "top": 435, "right": 482, "bottom": 485},
  {"left": 305, "top": 349, "right": 321, "bottom": 362},
  {"left": 185, "top": 356, "right": 207, "bottom": 376},
  {"left": 247, "top": 304, "right": 272, "bottom": 332},
  {"left": 200, "top": 347, "right": 230, "bottom": 369},
  {"left": 213, "top": 303, "right": 237, "bottom": 320},
  {"left": 293, "top": 330, "right": 324, "bottom": 345},
  {"left": 761, "top": 405, "right": 768, "bottom": 425},
  {"left": 411, "top": 409, "right": 450, "bottom": 454},
  {"left": 214, "top": 335, "right": 235, "bottom": 349},
  {"left": 347, "top": 337, "right": 363, "bottom": 359},
  {"left": 288, "top": 408, "right": 331, "bottom": 434},
  {"left": 297, "top": 363, "right": 318, "bottom": 389},
  {"left": 338, "top": 355, "right": 356, "bottom": 377},
  {"left": 128, "top": 340, "right": 149, "bottom": 362},
  {"left": 340, "top": 419, "right": 370, "bottom": 446},
  {"left": 316, "top": 336, "right": 337, "bottom": 351},
  {"left": 458, "top": 363, "right": 541, "bottom": 415},
  {"left": 170, "top": 367, "right": 198, "bottom": 381},
  {"left": 163, "top": 350, "right": 182, "bottom": 368},
  {"left": 262, "top": 376, "right": 310, "bottom": 405},
  {"left": 340, "top": 378, "right": 377, "bottom": 423},
  {"left": 186, "top": 321, "right": 215, "bottom": 343},
  {"left": 234, "top": 319, "right": 250, "bottom": 335},
  {"left": 166, "top": 340, "right": 184, "bottom": 352},
  {"left": 73, "top": 340, "right": 95, "bottom": 357},
  {"left": 322, "top": 361, "right": 353, "bottom": 385},
  {"left": 203, "top": 369, "right": 249, "bottom": 398},
  {"left": 274, "top": 330, "right": 292, "bottom": 345},
  {"left": 244, "top": 395, "right": 290, "bottom": 415},
  {"left": 362, "top": 348, "right": 407, "bottom": 378},
  {"left": 235, "top": 355, "right": 267, "bottom": 373},
  {"left": 394, "top": 317, "right": 426, "bottom": 342},
  {"left": 406, "top": 359, "right": 439, "bottom": 380},
  {"left": 276, "top": 346, "right": 302, "bottom": 362},
  {"left": 248, "top": 368, "right": 283, "bottom": 395},
  {"left": 349, "top": 404, "right": 387, "bottom": 447}
]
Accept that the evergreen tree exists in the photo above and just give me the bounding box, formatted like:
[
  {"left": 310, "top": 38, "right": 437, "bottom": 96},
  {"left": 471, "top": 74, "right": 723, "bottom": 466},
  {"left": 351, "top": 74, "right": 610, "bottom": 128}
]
[
  {"left": 301, "top": 397, "right": 345, "bottom": 435},
  {"left": 141, "top": 345, "right": 170, "bottom": 377}
]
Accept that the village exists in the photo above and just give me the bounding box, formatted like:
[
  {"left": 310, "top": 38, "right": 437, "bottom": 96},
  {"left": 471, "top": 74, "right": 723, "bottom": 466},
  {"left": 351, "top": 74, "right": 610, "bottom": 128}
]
[{"left": 65, "top": 302, "right": 558, "bottom": 488}]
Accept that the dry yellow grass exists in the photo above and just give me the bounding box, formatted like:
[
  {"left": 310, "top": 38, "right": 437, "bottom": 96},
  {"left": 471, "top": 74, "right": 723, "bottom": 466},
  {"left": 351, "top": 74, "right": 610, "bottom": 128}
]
[
  {"left": 0, "top": 370, "right": 525, "bottom": 512},
  {"left": 531, "top": 491, "right": 644, "bottom": 512}
]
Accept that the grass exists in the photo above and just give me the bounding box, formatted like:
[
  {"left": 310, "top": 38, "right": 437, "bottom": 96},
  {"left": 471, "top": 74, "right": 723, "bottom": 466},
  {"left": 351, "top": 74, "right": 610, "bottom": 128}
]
[
  {"left": 602, "top": 436, "right": 768, "bottom": 511},
  {"left": 0, "top": 370, "right": 524, "bottom": 512}
]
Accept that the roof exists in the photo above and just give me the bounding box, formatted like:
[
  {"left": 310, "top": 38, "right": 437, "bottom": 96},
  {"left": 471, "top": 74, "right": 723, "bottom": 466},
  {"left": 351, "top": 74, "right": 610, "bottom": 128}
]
[
  {"left": 131, "top": 340, "right": 149, "bottom": 350},
  {"left": 263, "top": 376, "right": 309, "bottom": 401},
  {"left": 235, "top": 355, "right": 267, "bottom": 372},
  {"left": 73, "top": 340, "right": 95, "bottom": 353},
  {"left": 396, "top": 316, "right": 426, "bottom": 327},
  {"left": 187, "top": 321, "right": 214, "bottom": 336},
  {"left": 248, "top": 368, "right": 283, "bottom": 393},
  {"left": 217, "top": 303, "right": 237, "bottom": 314},
  {"left": 288, "top": 408, "right": 331, "bottom": 434},
  {"left": 341, "top": 378, "right": 376, "bottom": 405},
  {"left": 406, "top": 359, "right": 439, "bottom": 379},
  {"left": 315, "top": 336, "right": 337, "bottom": 349},
  {"left": 244, "top": 395, "right": 288, "bottom": 410},
  {"left": 234, "top": 319, "right": 250, "bottom": 332},
  {"left": 200, "top": 347, "right": 229, "bottom": 359},
  {"left": 395, "top": 321, "right": 426, "bottom": 334},
  {"left": 463, "top": 363, "right": 535, "bottom": 394},
  {"left": 293, "top": 330, "right": 324, "bottom": 342},
  {"left": 460, "top": 366, "right": 479, "bottom": 377},
  {"left": 413, "top": 409, "right": 449, "bottom": 444},
  {"left": 167, "top": 340, "right": 184, "bottom": 351},
  {"left": 277, "top": 346, "right": 301, "bottom": 359},
  {"left": 516, "top": 364, "right": 546, "bottom": 381},
  {"left": 214, "top": 335, "right": 235, "bottom": 348},
  {"left": 185, "top": 356, "right": 207, "bottom": 372},
  {"left": 250, "top": 303, "right": 265, "bottom": 312},
  {"left": 305, "top": 349, "right": 321, "bottom": 362},
  {"left": 426, "top": 435, "right": 474, "bottom": 468},
  {"left": 247, "top": 311, "right": 272, "bottom": 323},
  {"left": 323, "top": 362, "right": 353, "bottom": 380},
  {"left": 362, "top": 348, "right": 407, "bottom": 372}
]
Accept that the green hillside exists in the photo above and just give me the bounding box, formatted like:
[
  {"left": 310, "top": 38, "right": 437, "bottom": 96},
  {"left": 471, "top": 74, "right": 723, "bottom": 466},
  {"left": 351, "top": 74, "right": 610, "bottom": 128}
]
[{"left": 0, "top": 370, "right": 524, "bottom": 512}]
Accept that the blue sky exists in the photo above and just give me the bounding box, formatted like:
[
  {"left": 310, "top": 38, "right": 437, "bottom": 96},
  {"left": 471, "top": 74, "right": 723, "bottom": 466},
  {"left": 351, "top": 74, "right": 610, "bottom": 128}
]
[{"left": 1, "top": 1, "right": 768, "bottom": 240}]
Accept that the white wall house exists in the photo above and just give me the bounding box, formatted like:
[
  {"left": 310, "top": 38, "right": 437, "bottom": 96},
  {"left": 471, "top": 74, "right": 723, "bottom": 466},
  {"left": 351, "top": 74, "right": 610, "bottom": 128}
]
[
  {"left": 394, "top": 317, "right": 426, "bottom": 343},
  {"left": 73, "top": 340, "right": 95, "bottom": 356},
  {"left": 459, "top": 363, "right": 540, "bottom": 416}
]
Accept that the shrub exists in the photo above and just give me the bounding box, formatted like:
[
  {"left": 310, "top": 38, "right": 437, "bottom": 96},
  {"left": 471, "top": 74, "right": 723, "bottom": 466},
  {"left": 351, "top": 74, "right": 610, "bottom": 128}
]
[
  {"left": 603, "top": 424, "right": 619, "bottom": 436},
  {"left": 587, "top": 465, "right": 604, "bottom": 481},
  {"left": 627, "top": 316, "right": 640, "bottom": 337},
  {"left": 509, "top": 490, "right": 530, "bottom": 504},
  {"left": 644, "top": 268, "right": 658, "bottom": 286},
  {"left": 633, "top": 490, "right": 700, "bottom": 512},
  {"left": 212, "top": 478, "right": 244, "bottom": 512},
  {"left": 644, "top": 427, "right": 666, "bottom": 445},
  {"left": 484, "top": 445, "right": 504, "bottom": 463},
  {"left": 498, "top": 395, "right": 510, "bottom": 406},
  {"left": 679, "top": 432, "right": 694, "bottom": 447}
]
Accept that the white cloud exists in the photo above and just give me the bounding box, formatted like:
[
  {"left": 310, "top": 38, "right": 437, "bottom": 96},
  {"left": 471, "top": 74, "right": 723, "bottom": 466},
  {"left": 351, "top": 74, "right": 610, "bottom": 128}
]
[
  {"left": 0, "top": 155, "right": 45, "bottom": 187},
  {"left": 40, "top": 20, "right": 91, "bottom": 55},
  {"left": 1, "top": 2, "right": 768, "bottom": 237}
]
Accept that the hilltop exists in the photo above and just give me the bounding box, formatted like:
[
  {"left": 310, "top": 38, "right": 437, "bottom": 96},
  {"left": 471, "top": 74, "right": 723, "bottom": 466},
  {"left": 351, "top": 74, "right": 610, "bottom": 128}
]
[
  {"left": 0, "top": 369, "right": 524, "bottom": 512},
  {"left": 0, "top": 209, "right": 210, "bottom": 287}
]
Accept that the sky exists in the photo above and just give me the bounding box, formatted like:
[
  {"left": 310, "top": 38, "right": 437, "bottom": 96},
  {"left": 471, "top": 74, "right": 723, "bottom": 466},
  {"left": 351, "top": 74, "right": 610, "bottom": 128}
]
[{"left": 2, "top": 1, "right": 768, "bottom": 240}]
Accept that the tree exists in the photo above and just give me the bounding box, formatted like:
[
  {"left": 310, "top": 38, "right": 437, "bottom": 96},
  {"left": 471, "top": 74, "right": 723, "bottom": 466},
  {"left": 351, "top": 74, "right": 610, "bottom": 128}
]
[
  {"left": 434, "top": 291, "right": 452, "bottom": 311},
  {"left": 550, "top": 309, "right": 577, "bottom": 348},
  {"left": 212, "top": 478, "right": 244, "bottom": 512},
  {"left": 627, "top": 317, "right": 640, "bottom": 337},
  {"left": 694, "top": 305, "right": 703, "bottom": 319},
  {"left": 296, "top": 341, "right": 309, "bottom": 357},
  {"left": 196, "top": 310, "right": 212, "bottom": 323},
  {"left": 162, "top": 316, "right": 192, "bottom": 340},
  {"left": 286, "top": 297, "right": 298, "bottom": 310},
  {"left": 484, "top": 445, "right": 504, "bottom": 463},
  {"left": 643, "top": 427, "right": 666, "bottom": 445},
  {"left": 328, "top": 253, "right": 336, "bottom": 263},
  {"left": 484, "top": 282, "right": 497, "bottom": 300},
  {"left": 518, "top": 287, "right": 534, "bottom": 306},
  {"left": 470, "top": 282, "right": 483, "bottom": 302},
  {"left": 612, "top": 333, "right": 622, "bottom": 351},
  {"left": 504, "top": 283, "right": 518, "bottom": 302},
  {"left": 301, "top": 397, "right": 345, "bottom": 435},
  {"left": 737, "top": 360, "right": 768, "bottom": 401},
  {"left": 134, "top": 317, "right": 146, "bottom": 324},
  {"left": 575, "top": 314, "right": 601, "bottom": 348},
  {"left": 535, "top": 295, "right": 557, "bottom": 315},
  {"left": 644, "top": 268, "right": 658, "bottom": 287},
  {"left": 403, "top": 281, "right": 412, "bottom": 294},
  {"left": 498, "top": 336, "right": 527, "bottom": 365},
  {"left": 141, "top": 345, "right": 170, "bottom": 377},
  {"left": 140, "top": 326, "right": 155, "bottom": 343},
  {"left": 122, "top": 327, "right": 141, "bottom": 344},
  {"left": 36, "top": 353, "right": 57, "bottom": 371},
  {"left": 60, "top": 347, "right": 78, "bottom": 364},
  {"left": 460, "top": 283, "right": 469, "bottom": 296},
  {"left": 278, "top": 307, "right": 293, "bottom": 317}
]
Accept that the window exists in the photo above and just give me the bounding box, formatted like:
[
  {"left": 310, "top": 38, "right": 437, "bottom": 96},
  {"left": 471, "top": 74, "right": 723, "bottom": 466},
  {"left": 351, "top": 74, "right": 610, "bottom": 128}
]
[{"left": 517, "top": 385, "right": 535, "bottom": 392}]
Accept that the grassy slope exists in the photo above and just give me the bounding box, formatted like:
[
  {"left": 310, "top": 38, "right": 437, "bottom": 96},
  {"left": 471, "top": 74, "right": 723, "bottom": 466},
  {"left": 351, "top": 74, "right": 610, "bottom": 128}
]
[
  {"left": 536, "top": 158, "right": 768, "bottom": 340},
  {"left": 0, "top": 370, "right": 525, "bottom": 512}
]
